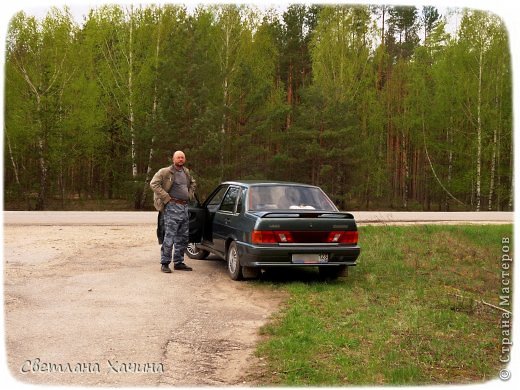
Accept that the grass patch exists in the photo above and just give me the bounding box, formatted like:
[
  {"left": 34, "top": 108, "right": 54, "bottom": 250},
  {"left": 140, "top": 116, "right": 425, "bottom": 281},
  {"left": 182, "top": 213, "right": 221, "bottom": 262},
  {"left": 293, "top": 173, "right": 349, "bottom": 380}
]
[{"left": 254, "top": 224, "right": 513, "bottom": 385}]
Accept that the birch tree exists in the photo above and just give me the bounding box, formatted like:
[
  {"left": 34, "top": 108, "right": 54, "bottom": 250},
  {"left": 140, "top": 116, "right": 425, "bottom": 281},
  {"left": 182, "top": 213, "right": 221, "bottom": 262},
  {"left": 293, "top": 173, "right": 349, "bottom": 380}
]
[
  {"left": 134, "top": 5, "right": 190, "bottom": 208},
  {"left": 213, "top": 5, "right": 247, "bottom": 180},
  {"left": 6, "top": 8, "right": 76, "bottom": 209},
  {"left": 458, "top": 10, "right": 505, "bottom": 211},
  {"left": 485, "top": 20, "right": 510, "bottom": 210},
  {"left": 83, "top": 5, "right": 151, "bottom": 206}
]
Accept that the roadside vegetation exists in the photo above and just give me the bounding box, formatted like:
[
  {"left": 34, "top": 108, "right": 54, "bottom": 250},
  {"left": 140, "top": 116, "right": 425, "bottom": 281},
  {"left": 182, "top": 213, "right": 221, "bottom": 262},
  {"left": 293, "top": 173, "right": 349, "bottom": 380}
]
[
  {"left": 5, "top": 5, "right": 512, "bottom": 212},
  {"left": 254, "top": 224, "right": 512, "bottom": 385}
]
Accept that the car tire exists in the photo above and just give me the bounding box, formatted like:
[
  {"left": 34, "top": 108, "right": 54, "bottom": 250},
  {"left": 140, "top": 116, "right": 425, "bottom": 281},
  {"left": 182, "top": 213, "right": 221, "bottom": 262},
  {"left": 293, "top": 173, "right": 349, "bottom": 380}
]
[
  {"left": 227, "top": 241, "right": 243, "bottom": 281},
  {"left": 185, "top": 243, "right": 210, "bottom": 260},
  {"left": 319, "top": 265, "right": 347, "bottom": 280}
]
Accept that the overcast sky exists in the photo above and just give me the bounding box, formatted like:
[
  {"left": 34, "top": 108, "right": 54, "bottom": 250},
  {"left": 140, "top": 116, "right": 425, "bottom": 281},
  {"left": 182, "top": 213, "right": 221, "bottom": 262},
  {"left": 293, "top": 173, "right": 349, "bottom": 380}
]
[{"left": 2, "top": 0, "right": 520, "bottom": 27}]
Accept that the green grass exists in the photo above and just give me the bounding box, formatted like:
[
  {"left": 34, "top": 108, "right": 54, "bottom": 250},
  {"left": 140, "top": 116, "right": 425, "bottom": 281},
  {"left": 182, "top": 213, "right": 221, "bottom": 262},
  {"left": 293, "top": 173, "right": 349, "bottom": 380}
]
[{"left": 254, "top": 224, "right": 513, "bottom": 385}]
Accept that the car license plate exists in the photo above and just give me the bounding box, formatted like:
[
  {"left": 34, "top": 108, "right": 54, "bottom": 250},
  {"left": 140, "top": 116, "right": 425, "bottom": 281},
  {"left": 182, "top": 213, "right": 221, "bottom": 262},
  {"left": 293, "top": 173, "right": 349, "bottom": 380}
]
[{"left": 291, "top": 253, "right": 329, "bottom": 264}]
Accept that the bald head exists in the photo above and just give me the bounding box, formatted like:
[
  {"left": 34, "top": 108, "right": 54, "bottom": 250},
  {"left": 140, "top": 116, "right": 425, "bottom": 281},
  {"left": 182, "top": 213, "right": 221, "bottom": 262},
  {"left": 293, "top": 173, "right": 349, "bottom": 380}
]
[{"left": 172, "top": 151, "right": 186, "bottom": 168}]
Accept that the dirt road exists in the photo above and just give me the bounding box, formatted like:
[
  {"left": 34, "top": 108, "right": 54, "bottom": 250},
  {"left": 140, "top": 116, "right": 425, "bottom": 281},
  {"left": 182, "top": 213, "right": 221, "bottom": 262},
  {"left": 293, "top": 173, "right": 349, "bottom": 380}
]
[{"left": 3, "top": 223, "right": 282, "bottom": 386}]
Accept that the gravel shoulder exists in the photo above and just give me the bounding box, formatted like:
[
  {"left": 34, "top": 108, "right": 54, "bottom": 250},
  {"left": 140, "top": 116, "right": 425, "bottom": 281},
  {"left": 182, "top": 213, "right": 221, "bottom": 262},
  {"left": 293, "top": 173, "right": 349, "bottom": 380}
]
[{"left": 3, "top": 224, "right": 283, "bottom": 386}]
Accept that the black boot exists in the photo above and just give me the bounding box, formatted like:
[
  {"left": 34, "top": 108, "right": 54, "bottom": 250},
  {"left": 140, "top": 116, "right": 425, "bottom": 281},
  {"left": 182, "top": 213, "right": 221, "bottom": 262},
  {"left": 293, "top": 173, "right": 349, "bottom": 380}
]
[
  {"left": 161, "top": 264, "right": 172, "bottom": 273},
  {"left": 174, "top": 263, "right": 193, "bottom": 271}
]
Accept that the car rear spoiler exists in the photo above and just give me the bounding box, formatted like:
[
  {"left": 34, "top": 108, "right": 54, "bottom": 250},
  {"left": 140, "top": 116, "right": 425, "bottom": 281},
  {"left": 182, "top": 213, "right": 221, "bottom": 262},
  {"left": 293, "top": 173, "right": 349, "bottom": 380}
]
[{"left": 259, "top": 211, "right": 355, "bottom": 219}]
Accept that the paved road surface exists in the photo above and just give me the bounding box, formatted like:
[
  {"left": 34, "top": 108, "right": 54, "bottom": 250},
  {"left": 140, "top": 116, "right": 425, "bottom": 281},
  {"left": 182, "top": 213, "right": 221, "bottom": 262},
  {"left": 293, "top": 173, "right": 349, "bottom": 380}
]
[{"left": 3, "top": 210, "right": 514, "bottom": 225}]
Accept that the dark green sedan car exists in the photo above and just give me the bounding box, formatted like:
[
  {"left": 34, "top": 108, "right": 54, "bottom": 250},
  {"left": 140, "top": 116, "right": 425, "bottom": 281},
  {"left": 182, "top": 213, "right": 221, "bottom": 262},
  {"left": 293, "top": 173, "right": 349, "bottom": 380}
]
[{"left": 186, "top": 181, "right": 360, "bottom": 280}]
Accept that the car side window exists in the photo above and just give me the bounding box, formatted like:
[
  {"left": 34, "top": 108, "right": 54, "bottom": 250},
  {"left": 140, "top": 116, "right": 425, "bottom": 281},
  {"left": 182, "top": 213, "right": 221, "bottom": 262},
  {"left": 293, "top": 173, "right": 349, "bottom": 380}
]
[
  {"left": 206, "top": 185, "right": 229, "bottom": 212},
  {"left": 219, "top": 186, "right": 240, "bottom": 213},
  {"left": 236, "top": 188, "right": 244, "bottom": 214}
]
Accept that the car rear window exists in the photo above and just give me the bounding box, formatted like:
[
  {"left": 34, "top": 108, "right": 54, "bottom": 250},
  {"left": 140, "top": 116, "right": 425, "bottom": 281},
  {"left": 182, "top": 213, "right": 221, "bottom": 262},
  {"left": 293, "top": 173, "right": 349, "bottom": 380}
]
[{"left": 248, "top": 185, "right": 337, "bottom": 211}]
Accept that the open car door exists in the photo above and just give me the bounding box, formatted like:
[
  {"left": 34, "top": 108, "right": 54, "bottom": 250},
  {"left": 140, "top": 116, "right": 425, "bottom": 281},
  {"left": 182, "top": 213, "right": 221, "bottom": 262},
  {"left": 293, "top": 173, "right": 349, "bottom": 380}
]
[
  {"left": 188, "top": 207, "right": 205, "bottom": 243},
  {"left": 157, "top": 211, "right": 165, "bottom": 244},
  {"left": 188, "top": 196, "right": 206, "bottom": 243},
  {"left": 156, "top": 195, "right": 206, "bottom": 245}
]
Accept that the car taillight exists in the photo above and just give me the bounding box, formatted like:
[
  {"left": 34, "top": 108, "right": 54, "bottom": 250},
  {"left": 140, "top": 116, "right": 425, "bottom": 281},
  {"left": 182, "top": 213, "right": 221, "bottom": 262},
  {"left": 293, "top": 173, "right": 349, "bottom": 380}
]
[
  {"left": 252, "top": 230, "right": 294, "bottom": 244},
  {"left": 327, "top": 231, "right": 358, "bottom": 244},
  {"left": 252, "top": 230, "right": 358, "bottom": 244}
]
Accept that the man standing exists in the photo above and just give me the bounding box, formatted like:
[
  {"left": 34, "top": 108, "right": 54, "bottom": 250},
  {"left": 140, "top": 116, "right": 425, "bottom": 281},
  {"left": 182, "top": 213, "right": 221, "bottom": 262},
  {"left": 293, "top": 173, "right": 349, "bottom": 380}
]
[{"left": 150, "top": 150, "right": 196, "bottom": 273}]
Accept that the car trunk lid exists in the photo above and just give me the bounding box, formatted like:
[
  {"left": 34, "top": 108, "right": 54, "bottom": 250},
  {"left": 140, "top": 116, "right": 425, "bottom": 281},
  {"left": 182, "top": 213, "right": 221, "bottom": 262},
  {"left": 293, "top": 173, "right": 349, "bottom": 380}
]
[{"left": 250, "top": 211, "right": 358, "bottom": 244}]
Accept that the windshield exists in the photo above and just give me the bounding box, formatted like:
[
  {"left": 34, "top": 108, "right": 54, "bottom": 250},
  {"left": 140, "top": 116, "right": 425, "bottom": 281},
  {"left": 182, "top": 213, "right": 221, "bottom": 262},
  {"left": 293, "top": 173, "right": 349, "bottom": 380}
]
[{"left": 248, "top": 185, "right": 337, "bottom": 212}]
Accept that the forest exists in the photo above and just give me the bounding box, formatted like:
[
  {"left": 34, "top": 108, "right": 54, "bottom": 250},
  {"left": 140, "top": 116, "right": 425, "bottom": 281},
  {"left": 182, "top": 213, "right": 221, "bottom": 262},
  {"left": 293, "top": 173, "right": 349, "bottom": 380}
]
[{"left": 3, "top": 3, "right": 513, "bottom": 211}]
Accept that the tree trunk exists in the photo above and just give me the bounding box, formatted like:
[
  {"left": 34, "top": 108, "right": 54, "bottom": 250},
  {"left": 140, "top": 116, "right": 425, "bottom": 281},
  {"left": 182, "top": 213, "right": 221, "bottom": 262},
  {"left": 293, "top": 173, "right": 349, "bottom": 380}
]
[
  {"left": 37, "top": 137, "right": 48, "bottom": 210},
  {"left": 13, "top": 56, "right": 50, "bottom": 209},
  {"left": 377, "top": 7, "right": 385, "bottom": 90},
  {"left": 59, "top": 135, "right": 65, "bottom": 208},
  {"left": 140, "top": 139, "right": 155, "bottom": 207},
  {"left": 220, "top": 19, "right": 233, "bottom": 181},
  {"left": 286, "top": 61, "right": 293, "bottom": 129},
  {"left": 488, "top": 62, "right": 502, "bottom": 211},
  {"left": 128, "top": 6, "right": 140, "bottom": 209},
  {"left": 140, "top": 12, "right": 162, "bottom": 209},
  {"left": 221, "top": 78, "right": 228, "bottom": 181},
  {"left": 402, "top": 132, "right": 408, "bottom": 209},
  {"left": 495, "top": 66, "right": 503, "bottom": 210},
  {"left": 475, "top": 46, "right": 483, "bottom": 211},
  {"left": 376, "top": 126, "right": 384, "bottom": 198},
  {"left": 128, "top": 5, "right": 137, "bottom": 180},
  {"left": 58, "top": 85, "right": 66, "bottom": 208},
  {"left": 5, "top": 128, "right": 21, "bottom": 187},
  {"left": 35, "top": 90, "right": 48, "bottom": 211},
  {"left": 445, "top": 125, "right": 453, "bottom": 211},
  {"left": 488, "top": 123, "right": 497, "bottom": 210}
]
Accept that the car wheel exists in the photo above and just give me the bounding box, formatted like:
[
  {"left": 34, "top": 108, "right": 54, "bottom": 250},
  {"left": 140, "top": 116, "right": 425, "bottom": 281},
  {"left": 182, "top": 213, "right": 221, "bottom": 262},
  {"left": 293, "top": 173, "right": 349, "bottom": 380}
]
[
  {"left": 227, "top": 241, "right": 243, "bottom": 280},
  {"left": 319, "top": 265, "right": 347, "bottom": 280},
  {"left": 185, "top": 243, "right": 209, "bottom": 260}
]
